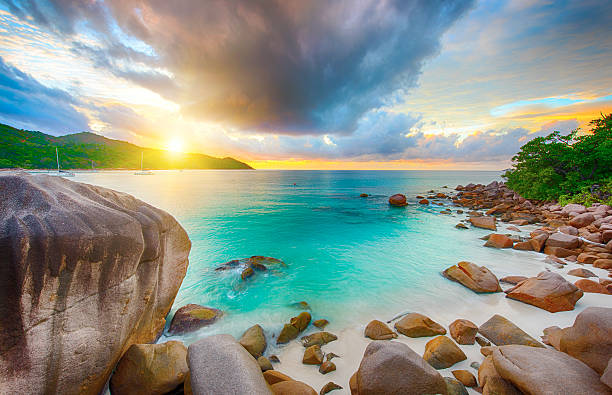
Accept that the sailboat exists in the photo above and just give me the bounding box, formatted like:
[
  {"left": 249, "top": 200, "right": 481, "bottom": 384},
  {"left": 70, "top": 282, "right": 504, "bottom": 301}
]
[
  {"left": 53, "top": 147, "right": 75, "bottom": 177},
  {"left": 134, "top": 152, "right": 153, "bottom": 175}
]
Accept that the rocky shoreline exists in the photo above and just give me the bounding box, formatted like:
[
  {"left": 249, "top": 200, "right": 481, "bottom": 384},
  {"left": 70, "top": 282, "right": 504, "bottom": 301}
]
[{"left": 1, "top": 173, "right": 610, "bottom": 394}]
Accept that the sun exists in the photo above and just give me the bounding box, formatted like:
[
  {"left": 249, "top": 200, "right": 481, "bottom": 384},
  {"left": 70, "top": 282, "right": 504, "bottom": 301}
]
[{"left": 167, "top": 138, "right": 184, "bottom": 153}]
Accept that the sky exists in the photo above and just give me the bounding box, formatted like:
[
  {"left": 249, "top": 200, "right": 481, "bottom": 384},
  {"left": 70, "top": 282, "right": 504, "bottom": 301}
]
[{"left": 0, "top": 0, "right": 610, "bottom": 170}]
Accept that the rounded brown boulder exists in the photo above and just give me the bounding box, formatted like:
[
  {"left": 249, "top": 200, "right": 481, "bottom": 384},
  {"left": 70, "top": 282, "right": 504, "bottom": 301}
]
[
  {"left": 505, "top": 272, "right": 583, "bottom": 313},
  {"left": 395, "top": 313, "right": 446, "bottom": 338},
  {"left": 449, "top": 319, "right": 478, "bottom": 345},
  {"left": 451, "top": 370, "right": 477, "bottom": 387},
  {"left": 484, "top": 234, "right": 514, "bottom": 248},
  {"left": 574, "top": 279, "right": 611, "bottom": 294},
  {"left": 239, "top": 324, "right": 267, "bottom": 358},
  {"left": 110, "top": 341, "right": 189, "bottom": 395},
  {"left": 423, "top": 336, "right": 467, "bottom": 369},
  {"left": 442, "top": 261, "right": 502, "bottom": 293},
  {"left": 569, "top": 213, "right": 595, "bottom": 228},
  {"left": 353, "top": 340, "right": 448, "bottom": 394},
  {"left": 364, "top": 320, "right": 398, "bottom": 340},
  {"left": 389, "top": 194, "right": 408, "bottom": 207}
]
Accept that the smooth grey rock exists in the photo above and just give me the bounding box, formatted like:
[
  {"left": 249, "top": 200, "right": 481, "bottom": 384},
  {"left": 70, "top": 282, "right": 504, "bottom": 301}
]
[{"left": 187, "top": 334, "right": 272, "bottom": 395}]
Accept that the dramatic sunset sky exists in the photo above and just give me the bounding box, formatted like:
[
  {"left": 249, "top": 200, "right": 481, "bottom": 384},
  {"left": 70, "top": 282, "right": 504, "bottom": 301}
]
[{"left": 0, "top": 0, "right": 610, "bottom": 169}]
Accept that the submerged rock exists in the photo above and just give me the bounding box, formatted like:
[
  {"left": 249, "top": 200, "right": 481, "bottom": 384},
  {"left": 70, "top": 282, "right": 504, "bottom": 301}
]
[
  {"left": 505, "top": 271, "right": 583, "bottom": 312},
  {"left": 423, "top": 336, "right": 467, "bottom": 369},
  {"left": 0, "top": 173, "right": 191, "bottom": 394},
  {"left": 395, "top": 313, "right": 446, "bottom": 337},
  {"left": 443, "top": 261, "right": 502, "bottom": 293},
  {"left": 188, "top": 334, "right": 271, "bottom": 395},
  {"left": 313, "top": 319, "right": 329, "bottom": 329},
  {"left": 478, "top": 314, "right": 544, "bottom": 347},
  {"left": 352, "top": 340, "right": 448, "bottom": 395},
  {"left": 365, "top": 320, "right": 398, "bottom": 340},
  {"left": 110, "top": 341, "right": 188, "bottom": 395},
  {"left": 169, "top": 304, "right": 223, "bottom": 335}
]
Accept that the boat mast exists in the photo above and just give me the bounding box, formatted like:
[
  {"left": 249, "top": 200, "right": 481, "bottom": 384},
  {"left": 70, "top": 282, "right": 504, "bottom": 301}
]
[{"left": 56, "top": 147, "right": 60, "bottom": 172}]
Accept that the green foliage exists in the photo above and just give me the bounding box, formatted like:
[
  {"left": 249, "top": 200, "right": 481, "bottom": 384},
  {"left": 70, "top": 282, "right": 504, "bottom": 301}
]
[
  {"left": 504, "top": 113, "right": 612, "bottom": 201},
  {"left": 0, "top": 123, "right": 252, "bottom": 170},
  {"left": 558, "top": 179, "right": 612, "bottom": 207}
]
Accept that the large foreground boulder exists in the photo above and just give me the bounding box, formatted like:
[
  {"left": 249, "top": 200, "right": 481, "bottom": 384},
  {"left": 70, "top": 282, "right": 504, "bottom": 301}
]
[
  {"left": 542, "top": 307, "right": 612, "bottom": 374},
  {"left": 442, "top": 261, "right": 501, "bottom": 293},
  {"left": 187, "top": 334, "right": 272, "bottom": 394},
  {"left": 491, "top": 345, "right": 610, "bottom": 395},
  {"left": 351, "top": 341, "right": 448, "bottom": 394},
  {"left": 110, "top": 341, "right": 188, "bottom": 395},
  {"left": 0, "top": 173, "right": 191, "bottom": 394},
  {"left": 505, "top": 271, "right": 583, "bottom": 312}
]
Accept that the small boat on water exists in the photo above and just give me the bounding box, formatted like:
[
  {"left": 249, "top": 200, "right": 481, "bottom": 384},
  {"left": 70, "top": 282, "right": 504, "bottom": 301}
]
[
  {"left": 134, "top": 152, "right": 154, "bottom": 175},
  {"left": 52, "top": 147, "right": 75, "bottom": 177}
]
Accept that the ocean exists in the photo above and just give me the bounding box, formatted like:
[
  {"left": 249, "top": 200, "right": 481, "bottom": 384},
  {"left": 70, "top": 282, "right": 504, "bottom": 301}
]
[{"left": 71, "top": 170, "right": 547, "bottom": 346}]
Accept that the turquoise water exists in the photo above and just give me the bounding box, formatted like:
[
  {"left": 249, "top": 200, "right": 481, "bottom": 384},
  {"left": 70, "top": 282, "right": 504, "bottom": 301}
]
[{"left": 72, "top": 170, "right": 527, "bottom": 345}]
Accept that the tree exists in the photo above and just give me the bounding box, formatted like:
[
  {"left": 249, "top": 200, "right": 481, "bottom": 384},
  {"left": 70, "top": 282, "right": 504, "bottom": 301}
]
[{"left": 504, "top": 113, "right": 612, "bottom": 201}]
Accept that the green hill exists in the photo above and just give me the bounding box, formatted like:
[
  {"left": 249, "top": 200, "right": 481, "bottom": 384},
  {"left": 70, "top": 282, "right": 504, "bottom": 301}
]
[{"left": 0, "top": 123, "right": 253, "bottom": 170}]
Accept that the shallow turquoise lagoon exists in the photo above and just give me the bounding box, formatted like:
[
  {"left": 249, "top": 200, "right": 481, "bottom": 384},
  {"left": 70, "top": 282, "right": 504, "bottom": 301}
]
[{"left": 73, "top": 170, "right": 521, "bottom": 344}]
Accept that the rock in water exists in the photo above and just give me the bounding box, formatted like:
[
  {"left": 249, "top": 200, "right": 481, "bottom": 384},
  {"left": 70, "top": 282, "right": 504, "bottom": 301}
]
[
  {"left": 364, "top": 320, "right": 398, "bottom": 340},
  {"left": 423, "top": 336, "right": 467, "bottom": 369},
  {"left": 478, "top": 314, "right": 544, "bottom": 347},
  {"left": 389, "top": 194, "right": 408, "bottom": 206},
  {"left": 352, "top": 340, "right": 448, "bottom": 394},
  {"left": 168, "top": 304, "right": 222, "bottom": 334},
  {"left": 0, "top": 173, "right": 190, "bottom": 394},
  {"left": 277, "top": 312, "right": 311, "bottom": 344},
  {"left": 187, "top": 334, "right": 271, "bottom": 394},
  {"left": 491, "top": 345, "right": 610, "bottom": 395},
  {"left": 395, "top": 313, "right": 447, "bottom": 337},
  {"left": 442, "top": 261, "right": 501, "bottom": 293},
  {"left": 505, "top": 271, "right": 583, "bottom": 312},
  {"left": 110, "top": 341, "right": 188, "bottom": 395},
  {"left": 239, "top": 324, "right": 267, "bottom": 358}
]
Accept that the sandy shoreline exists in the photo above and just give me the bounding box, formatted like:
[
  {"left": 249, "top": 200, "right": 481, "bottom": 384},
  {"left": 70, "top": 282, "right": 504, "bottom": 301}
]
[{"left": 273, "top": 226, "right": 612, "bottom": 394}]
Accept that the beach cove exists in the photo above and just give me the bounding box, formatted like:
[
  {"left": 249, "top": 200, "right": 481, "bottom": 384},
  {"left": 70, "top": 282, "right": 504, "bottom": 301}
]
[{"left": 75, "top": 170, "right": 612, "bottom": 393}]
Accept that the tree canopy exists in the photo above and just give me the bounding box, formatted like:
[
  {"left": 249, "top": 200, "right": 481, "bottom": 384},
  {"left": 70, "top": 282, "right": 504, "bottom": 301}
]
[{"left": 504, "top": 113, "right": 612, "bottom": 203}]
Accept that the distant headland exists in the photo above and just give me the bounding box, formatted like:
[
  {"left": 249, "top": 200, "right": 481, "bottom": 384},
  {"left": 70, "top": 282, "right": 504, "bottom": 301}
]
[{"left": 0, "top": 123, "right": 253, "bottom": 170}]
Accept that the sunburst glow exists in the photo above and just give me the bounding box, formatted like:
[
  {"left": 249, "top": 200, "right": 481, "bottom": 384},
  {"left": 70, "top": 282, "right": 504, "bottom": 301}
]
[{"left": 167, "top": 139, "right": 184, "bottom": 153}]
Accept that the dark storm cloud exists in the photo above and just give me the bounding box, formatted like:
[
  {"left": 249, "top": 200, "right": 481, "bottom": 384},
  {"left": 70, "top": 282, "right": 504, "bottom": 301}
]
[
  {"left": 0, "top": 56, "right": 89, "bottom": 134},
  {"left": 3, "top": 0, "right": 475, "bottom": 135}
]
